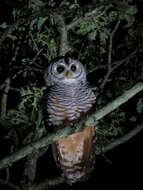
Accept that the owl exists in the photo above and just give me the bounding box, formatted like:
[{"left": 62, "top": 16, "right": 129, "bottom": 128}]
[{"left": 44, "top": 57, "right": 96, "bottom": 184}]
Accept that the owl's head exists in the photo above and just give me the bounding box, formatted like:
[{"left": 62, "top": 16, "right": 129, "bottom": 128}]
[{"left": 44, "top": 57, "right": 86, "bottom": 86}]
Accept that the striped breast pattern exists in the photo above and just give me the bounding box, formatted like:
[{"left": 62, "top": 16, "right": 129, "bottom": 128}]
[{"left": 46, "top": 82, "right": 96, "bottom": 126}]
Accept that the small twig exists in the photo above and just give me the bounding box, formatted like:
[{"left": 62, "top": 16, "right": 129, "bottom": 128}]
[
  {"left": 112, "top": 48, "right": 138, "bottom": 71},
  {"left": 11, "top": 46, "right": 19, "bottom": 63},
  {"left": 100, "top": 123, "right": 143, "bottom": 154},
  {"left": 108, "top": 20, "right": 120, "bottom": 66},
  {"left": 22, "top": 127, "right": 45, "bottom": 184},
  {"left": 31, "top": 49, "right": 43, "bottom": 64},
  {"left": 0, "top": 20, "right": 20, "bottom": 47},
  {"left": 0, "top": 14, "right": 41, "bottom": 49},
  {"left": 29, "top": 32, "right": 40, "bottom": 53},
  {"left": 67, "top": 6, "right": 104, "bottom": 31},
  {"left": 9, "top": 87, "right": 21, "bottom": 92},
  {"left": 100, "top": 20, "right": 120, "bottom": 90},
  {"left": 0, "top": 77, "right": 11, "bottom": 118},
  {"left": 87, "top": 65, "right": 107, "bottom": 75},
  {"left": 0, "top": 82, "right": 143, "bottom": 170},
  {"left": 78, "top": 39, "right": 87, "bottom": 59},
  {"left": 0, "top": 83, "right": 21, "bottom": 93},
  {"left": 12, "top": 70, "right": 23, "bottom": 80}
]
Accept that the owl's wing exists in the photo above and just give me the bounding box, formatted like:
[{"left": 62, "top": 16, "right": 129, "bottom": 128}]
[{"left": 52, "top": 126, "right": 95, "bottom": 185}]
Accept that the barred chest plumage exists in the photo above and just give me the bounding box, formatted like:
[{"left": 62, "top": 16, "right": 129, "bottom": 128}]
[{"left": 46, "top": 82, "right": 96, "bottom": 126}]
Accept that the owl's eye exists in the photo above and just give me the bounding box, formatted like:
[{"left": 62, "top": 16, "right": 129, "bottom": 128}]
[
  {"left": 57, "top": 65, "right": 65, "bottom": 74},
  {"left": 71, "top": 65, "right": 77, "bottom": 72}
]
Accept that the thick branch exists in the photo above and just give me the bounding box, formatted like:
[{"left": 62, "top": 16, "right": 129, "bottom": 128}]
[
  {"left": 96, "top": 123, "right": 143, "bottom": 155},
  {"left": 0, "top": 127, "right": 74, "bottom": 170},
  {"left": 55, "top": 14, "right": 70, "bottom": 56},
  {"left": 0, "top": 82, "right": 143, "bottom": 170},
  {"left": 90, "top": 82, "right": 143, "bottom": 122},
  {"left": 20, "top": 123, "right": 143, "bottom": 189},
  {"left": 22, "top": 127, "right": 46, "bottom": 184},
  {"left": 57, "top": 6, "right": 104, "bottom": 56},
  {"left": 97, "top": 123, "right": 143, "bottom": 155},
  {"left": 32, "top": 123, "right": 143, "bottom": 189}
]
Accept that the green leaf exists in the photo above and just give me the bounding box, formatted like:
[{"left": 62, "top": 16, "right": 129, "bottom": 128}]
[
  {"left": 129, "top": 116, "right": 137, "bottom": 122},
  {"left": 0, "top": 22, "right": 7, "bottom": 29},
  {"left": 37, "top": 17, "right": 48, "bottom": 30},
  {"left": 136, "top": 99, "right": 143, "bottom": 114},
  {"left": 88, "top": 31, "right": 97, "bottom": 41}
]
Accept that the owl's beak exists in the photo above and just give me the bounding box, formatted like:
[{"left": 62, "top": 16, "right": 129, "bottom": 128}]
[{"left": 65, "top": 70, "right": 72, "bottom": 78}]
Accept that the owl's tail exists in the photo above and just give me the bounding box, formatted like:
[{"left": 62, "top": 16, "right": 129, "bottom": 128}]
[{"left": 52, "top": 126, "right": 95, "bottom": 185}]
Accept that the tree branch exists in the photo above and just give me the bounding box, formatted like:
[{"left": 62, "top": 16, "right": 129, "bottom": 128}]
[
  {"left": 0, "top": 82, "right": 143, "bottom": 170},
  {"left": 0, "top": 77, "right": 11, "bottom": 118},
  {"left": 112, "top": 48, "right": 138, "bottom": 71},
  {"left": 87, "top": 48, "right": 141, "bottom": 76},
  {"left": 67, "top": 6, "right": 104, "bottom": 30},
  {"left": 90, "top": 82, "right": 143, "bottom": 122},
  {"left": 101, "top": 123, "right": 143, "bottom": 154},
  {"left": 87, "top": 65, "right": 107, "bottom": 75},
  {"left": 22, "top": 127, "right": 46, "bottom": 186},
  {"left": 100, "top": 20, "right": 120, "bottom": 89},
  {"left": 20, "top": 123, "right": 143, "bottom": 189},
  {"left": 0, "top": 21, "right": 20, "bottom": 48},
  {"left": 55, "top": 14, "right": 70, "bottom": 56}
]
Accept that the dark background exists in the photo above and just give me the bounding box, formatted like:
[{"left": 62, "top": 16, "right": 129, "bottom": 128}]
[{"left": 0, "top": 0, "right": 143, "bottom": 189}]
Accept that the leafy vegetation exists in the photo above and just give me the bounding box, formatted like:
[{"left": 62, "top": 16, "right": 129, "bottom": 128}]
[{"left": 0, "top": 0, "right": 143, "bottom": 189}]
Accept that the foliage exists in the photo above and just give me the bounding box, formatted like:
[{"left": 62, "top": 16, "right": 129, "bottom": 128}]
[
  {"left": 129, "top": 98, "right": 143, "bottom": 122},
  {"left": 0, "top": 0, "right": 142, "bottom": 150},
  {"left": 6, "top": 86, "right": 45, "bottom": 128},
  {"left": 96, "top": 109, "right": 125, "bottom": 150},
  {"left": 0, "top": 0, "right": 143, "bottom": 187},
  {"left": 0, "top": 0, "right": 142, "bottom": 149}
]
